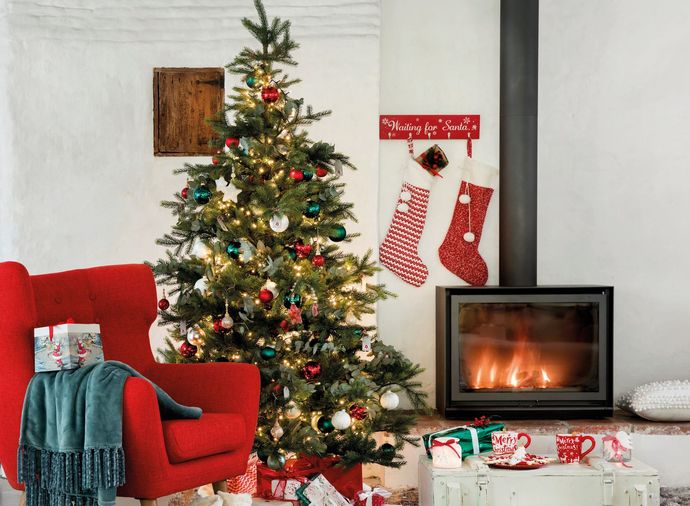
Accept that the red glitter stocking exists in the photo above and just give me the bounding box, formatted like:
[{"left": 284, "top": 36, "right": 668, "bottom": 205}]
[
  {"left": 438, "top": 158, "right": 498, "bottom": 286},
  {"left": 379, "top": 159, "right": 435, "bottom": 287}
]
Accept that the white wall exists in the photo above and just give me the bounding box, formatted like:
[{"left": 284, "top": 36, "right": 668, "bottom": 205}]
[
  {"left": 539, "top": 0, "right": 690, "bottom": 396},
  {"left": 0, "top": 0, "right": 380, "bottom": 354},
  {"left": 378, "top": 0, "right": 500, "bottom": 405}
]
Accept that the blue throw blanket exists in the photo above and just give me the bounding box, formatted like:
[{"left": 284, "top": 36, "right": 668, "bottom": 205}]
[{"left": 18, "top": 361, "right": 202, "bottom": 506}]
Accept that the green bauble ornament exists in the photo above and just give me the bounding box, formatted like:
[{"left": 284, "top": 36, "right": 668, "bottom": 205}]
[
  {"left": 267, "top": 453, "right": 286, "bottom": 470},
  {"left": 302, "top": 169, "right": 314, "bottom": 181},
  {"left": 304, "top": 201, "right": 321, "bottom": 218},
  {"left": 260, "top": 346, "right": 277, "bottom": 360},
  {"left": 317, "top": 416, "right": 335, "bottom": 434},
  {"left": 286, "top": 247, "right": 297, "bottom": 260},
  {"left": 329, "top": 224, "right": 347, "bottom": 242},
  {"left": 246, "top": 75, "right": 258, "bottom": 88},
  {"left": 283, "top": 293, "right": 302, "bottom": 308},
  {"left": 226, "top": 241, "right": 241, "bottom": 259},
  {"left": 257, "top": 447, "right": 271, "bottom": 463},
  {"left": 193, "top": 185, "right": 212, "bottom": 205},
  {"left": 380, "top": 443, "right": 396, "bottom": 460},
  {"left": 353, "top": 328, "right": 363, "bottom": 337}
]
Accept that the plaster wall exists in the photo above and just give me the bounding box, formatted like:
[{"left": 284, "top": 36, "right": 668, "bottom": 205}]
[{"left": 0, "top": 0, "right": 381, "bottom": 354}]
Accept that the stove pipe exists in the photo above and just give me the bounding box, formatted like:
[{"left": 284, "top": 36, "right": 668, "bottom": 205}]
[{"left": 499, "top": 0, "right": 539, "bottom": 286}]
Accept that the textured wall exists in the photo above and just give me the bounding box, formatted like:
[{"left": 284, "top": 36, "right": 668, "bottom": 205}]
[
  {"left": 378, "top": 0, "right": 501, "bottom": 405},
  {"left": 0, "top": 0, "right": 381, "bottom": 354},
  {"left": 539, "top": 0, "right": 690, "bottom": 396}
]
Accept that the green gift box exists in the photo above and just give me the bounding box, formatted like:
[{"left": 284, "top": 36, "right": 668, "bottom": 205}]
[{"left": 422, "top": 422, "right": 505, "bottom": 460}]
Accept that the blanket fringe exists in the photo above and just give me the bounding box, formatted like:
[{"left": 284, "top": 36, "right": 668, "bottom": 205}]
[{"left": 18, "top": 444, "right": 125, "bottom": 505}]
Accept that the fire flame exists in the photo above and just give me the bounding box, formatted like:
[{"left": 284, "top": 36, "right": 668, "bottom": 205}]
[{"left": 466, "top": 334, "right": 560, "bottom": 390}]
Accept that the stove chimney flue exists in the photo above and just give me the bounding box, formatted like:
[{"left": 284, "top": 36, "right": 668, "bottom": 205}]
[{"left": 499, "top": 0, "right": 539, "bottom": 286}]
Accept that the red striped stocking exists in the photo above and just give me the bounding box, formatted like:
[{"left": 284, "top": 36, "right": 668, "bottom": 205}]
[{"left": 379, "top": 160, "right": 435, "bottom": 287}]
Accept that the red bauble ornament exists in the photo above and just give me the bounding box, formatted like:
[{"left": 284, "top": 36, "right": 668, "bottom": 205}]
[
  {"left": 279, "top": 320, "right": 289, "bottom": 330},
  {"left": 213, "top": 318, "right": 226, "bottom": 334},
  {"left": 261, "top": 86, "right": 280, "bottom": 103},
  {"left": 301, "top": 360, "right": 321, "bottom": 380},
  {"left": 311, "top": 255, "right": 325, "bottom": 267},
  {"left": 181, "top": 187, "right": 189, "bottom": 199},
  {"left": 289, "top": 169, "right": 304, "bottom": 181},
  {"left": 158, "top": 298, "right": 170, "bottom": 310},
  {"left": 272, "top": 383, "right": 283, "bottom": 394},
  {"left": 225, "top": 137, "right": 240, "bottom": 148},
  {"left": 349, "top": 404, "right": 368, "bottom": 421},
  {"left": 316, "top": 166, "right": 328, "bottom": 177},
  {"left": 212, "top": 157, "right": 220, "bottom": 165},
  {"left": 179, "top": 341, "right": 198, "bottom": 358},
  {"left": 295, "top": 241, "right": 312, "bottom": 259},
  {"left": 259, "top": 289, "right": 274, "bottom": 304}
]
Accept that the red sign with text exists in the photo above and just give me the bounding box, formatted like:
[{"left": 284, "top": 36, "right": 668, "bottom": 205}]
[{"left": 379, "top": 115, "right": 480, "bottom": 140}]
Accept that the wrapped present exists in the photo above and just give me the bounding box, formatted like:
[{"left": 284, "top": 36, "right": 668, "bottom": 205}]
[
  {"left": 296, "top": 474, "right": 350, "bottom": 506},
  {"left": 422, "top": 422, "right": 504, "bottom": 460},
  {"left": 354, "top": 484, "right": 391, "bottom": 506},
  {"left": 227, "top": 453, "right": 258, "bottom": 494},
  {"left": 429, "top": 436, "right": 464, "bottom": 468},
  {"left": 256, "top": 455, "right": 361, "bottom": 502},
  {"left": 34, "top": 318, "right": 104, "bottom": 372}
]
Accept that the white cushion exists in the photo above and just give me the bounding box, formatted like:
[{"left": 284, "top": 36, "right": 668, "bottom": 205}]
[{"left": 617, "top": 380, "right": 690, "bottom": 422}]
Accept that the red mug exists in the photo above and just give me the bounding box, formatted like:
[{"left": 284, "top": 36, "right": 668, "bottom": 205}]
[
  {"left": 556, "top": 434, "right": 596, "bottom": 464},
  {"left": 491, "top": 431, "right": 532, "bottom": 456}
]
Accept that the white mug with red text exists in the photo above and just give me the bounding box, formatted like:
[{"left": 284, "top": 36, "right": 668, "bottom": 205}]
[{"left": 491, "top": 430, "right": 532, "bottom": 456}]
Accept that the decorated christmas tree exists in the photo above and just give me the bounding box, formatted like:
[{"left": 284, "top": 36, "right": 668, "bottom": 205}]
[{"left": 151, "top": 0, "right": 426, "bottom": 469}]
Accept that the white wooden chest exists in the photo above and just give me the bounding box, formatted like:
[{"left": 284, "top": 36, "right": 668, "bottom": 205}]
[{"left": 419, "top": 455, "right": 660, "bottom": 506}]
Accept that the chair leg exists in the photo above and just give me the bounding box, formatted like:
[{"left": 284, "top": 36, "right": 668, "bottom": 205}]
[
  {"left": 139, "top": 500, "right": 158, "bottom": 506},
  {"left": 212, "top": 480, "right": 228, "bottom": 493},
  {"left": 19, "top": 492, "right": 26, "bottom": 506}
]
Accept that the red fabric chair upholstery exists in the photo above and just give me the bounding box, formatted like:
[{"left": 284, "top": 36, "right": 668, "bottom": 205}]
[{"left": 0, "top": 262, "right": 260, "bottom": 500}]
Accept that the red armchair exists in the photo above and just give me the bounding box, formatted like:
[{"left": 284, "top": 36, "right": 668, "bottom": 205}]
[{"left": 0, "top": 262, "right": 260, "bottom": 505}]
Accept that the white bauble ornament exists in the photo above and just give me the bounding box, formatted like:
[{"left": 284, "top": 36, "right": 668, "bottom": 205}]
[
  {"left": 331, "top": 410, "right": 352, "bottom": 430},
  {"left": 191, "top": 241, "right": 212, "bottom": 259},
  {"left": 285, "top": 401, "right": 301, "bottom": 420},
  {"left": 380, "top": 390, "right": 400, "bottom": 410},
  {"left": 463, "top": 232, "right": 475, "bottom": 243},
  {"left": 193, "top": 277, "right": 209, "bottom": 293},
  {"left": 187, "top": 327, "right": 203, "bottom": 346},
  {"left": 270, "top": 420, "right": 284, "bottom": 439},
  {"left": 221, "top": 312, "right": 234, "bottom": 329},
  {"left": 269, "top": 213, "right": 290, "bottom": 233}
]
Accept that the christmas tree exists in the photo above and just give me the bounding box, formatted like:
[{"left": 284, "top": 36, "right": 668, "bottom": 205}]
[{"left": 151, "top": 0, "right": 426, "bottom": 469}]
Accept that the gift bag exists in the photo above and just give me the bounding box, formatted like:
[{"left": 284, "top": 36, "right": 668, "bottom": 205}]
[
  {"left": 422, "top": 422, "right": 504, "bottom": 460},
  {"left": 34, "top": 319, "right": 104, "bottom": 372},
  {"left": 429, "top": 436, "right": 464, "bottom": 468},
  {"left": 227, "top": 453, "right": 259, "bottom": 494}
]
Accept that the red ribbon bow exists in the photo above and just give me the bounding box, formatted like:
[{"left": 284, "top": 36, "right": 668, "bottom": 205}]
[
  {"left": 430, "top": 438, "right": 462, "bottom": 460},
  {"left": 48, "top": 317, "right": 75, "bottom": 341}
]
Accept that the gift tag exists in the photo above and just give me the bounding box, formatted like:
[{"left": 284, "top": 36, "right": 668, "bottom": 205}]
[{"left": 361, "top": 334, "right": 372, "bottom": 352}]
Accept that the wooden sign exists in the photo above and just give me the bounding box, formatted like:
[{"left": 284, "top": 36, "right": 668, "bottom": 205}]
[{"left": 379, "top": 114, "right": 480, "bottom": 140}]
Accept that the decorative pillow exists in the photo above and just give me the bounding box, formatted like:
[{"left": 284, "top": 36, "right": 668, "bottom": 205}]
[{"left": 617, "top": 380, "right": 690, "bottom": 422}]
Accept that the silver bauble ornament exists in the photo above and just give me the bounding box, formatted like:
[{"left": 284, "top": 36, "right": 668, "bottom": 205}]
[
  {"left": 380, "top": 390, "right": 400, "bottom": 410},
  {"left": 270, "top": 420, "right": 284, "bottom": 439},
  {"left": 285, "top": 401, "right": 301, "bottom": 420},
  {"left": 331, "top": 409, "right": 352, "bottom": 430},
  {"left": 187, "top": 327, "right": 203, "bottom": 346},
  {"left": 221, "top": 312, "right": 234, "bottom": 329},
  {"left": 191, "top": 241, "right": 212, "bottom": 259},
  {"left": 193, "top": 277, "right": 209, "bottom": 293}
]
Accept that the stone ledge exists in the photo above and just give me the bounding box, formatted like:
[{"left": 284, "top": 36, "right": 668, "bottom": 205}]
[{"left": 412, "top": 410, "right": 690, "bottom": 436}]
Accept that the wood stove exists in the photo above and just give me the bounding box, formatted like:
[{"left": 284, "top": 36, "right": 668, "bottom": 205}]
[{"left": 436, "top": 286, "right": 613, "bottom": 418}]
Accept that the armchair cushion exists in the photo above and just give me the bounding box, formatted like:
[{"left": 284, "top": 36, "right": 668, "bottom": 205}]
[{"left": 163, "top": 413, "right": 247, "bottom": 464}]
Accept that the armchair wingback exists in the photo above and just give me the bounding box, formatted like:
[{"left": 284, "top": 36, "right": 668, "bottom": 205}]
[{"left": 0, "top": 262, "right": 260, "bottom": 502}]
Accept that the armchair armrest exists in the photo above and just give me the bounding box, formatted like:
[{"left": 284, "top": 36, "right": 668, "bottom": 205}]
[{"left": 146, "top": 362, "right": 260, "bottom": 417}]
